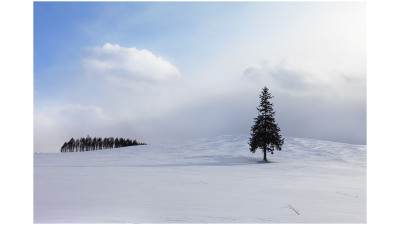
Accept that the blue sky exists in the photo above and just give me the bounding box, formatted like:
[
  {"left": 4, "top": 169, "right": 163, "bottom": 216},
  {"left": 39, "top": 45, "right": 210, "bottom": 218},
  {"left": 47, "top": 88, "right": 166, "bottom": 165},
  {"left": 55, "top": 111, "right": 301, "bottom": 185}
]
[{"left": 34, "top": 1, "right": 366, "bottom": 153}]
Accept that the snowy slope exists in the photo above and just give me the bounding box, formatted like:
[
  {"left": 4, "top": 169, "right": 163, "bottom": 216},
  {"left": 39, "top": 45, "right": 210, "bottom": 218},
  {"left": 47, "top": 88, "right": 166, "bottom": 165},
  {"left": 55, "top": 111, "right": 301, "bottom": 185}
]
[{"left": 34, "top": 134, "right": 366, "bottom": 223}]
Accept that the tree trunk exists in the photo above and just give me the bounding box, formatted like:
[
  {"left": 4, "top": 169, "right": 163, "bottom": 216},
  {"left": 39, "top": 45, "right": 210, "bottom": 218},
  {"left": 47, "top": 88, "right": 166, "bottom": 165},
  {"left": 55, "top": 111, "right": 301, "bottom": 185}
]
[{"left": 263, "top": 150, "right": 267, "bottom": 162}]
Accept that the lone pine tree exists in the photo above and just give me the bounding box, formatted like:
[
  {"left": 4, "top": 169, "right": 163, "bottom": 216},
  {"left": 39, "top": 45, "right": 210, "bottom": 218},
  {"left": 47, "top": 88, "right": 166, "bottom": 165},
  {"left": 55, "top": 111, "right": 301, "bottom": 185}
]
[{"left": 249, "top": 86, "right": 284, "bottom": 162}]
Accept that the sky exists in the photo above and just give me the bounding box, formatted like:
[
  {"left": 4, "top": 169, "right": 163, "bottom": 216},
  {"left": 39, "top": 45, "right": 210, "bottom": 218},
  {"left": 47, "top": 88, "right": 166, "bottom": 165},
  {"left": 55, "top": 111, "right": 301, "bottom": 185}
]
[{"left": 34, "top": 1, "right": 366, "bottom": 153}]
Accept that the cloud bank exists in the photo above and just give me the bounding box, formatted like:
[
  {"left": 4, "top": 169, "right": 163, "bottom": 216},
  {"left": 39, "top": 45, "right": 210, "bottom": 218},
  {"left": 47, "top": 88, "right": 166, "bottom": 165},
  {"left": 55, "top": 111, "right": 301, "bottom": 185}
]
[
  {"left": 240, "top": 61, "right": 366, "bottom": 145},
  {"left": 35, "top": 44, "right": 365, "bottom": 153},
  {"left": 242, "top": 60, "right": 365, "bottom": 98}
]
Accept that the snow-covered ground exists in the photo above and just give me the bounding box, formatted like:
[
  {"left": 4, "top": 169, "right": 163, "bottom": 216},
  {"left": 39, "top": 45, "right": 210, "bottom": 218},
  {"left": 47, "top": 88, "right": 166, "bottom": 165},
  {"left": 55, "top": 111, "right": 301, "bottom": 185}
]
[{"left": 34, "top": 134, "right": 366, "bottom": 223}]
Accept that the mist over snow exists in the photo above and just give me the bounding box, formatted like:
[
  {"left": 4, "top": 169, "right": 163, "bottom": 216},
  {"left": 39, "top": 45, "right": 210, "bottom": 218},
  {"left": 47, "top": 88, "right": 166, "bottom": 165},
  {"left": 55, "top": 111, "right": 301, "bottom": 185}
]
[{"left": 34, "top": 2, "right": 366, "bottom": 152}]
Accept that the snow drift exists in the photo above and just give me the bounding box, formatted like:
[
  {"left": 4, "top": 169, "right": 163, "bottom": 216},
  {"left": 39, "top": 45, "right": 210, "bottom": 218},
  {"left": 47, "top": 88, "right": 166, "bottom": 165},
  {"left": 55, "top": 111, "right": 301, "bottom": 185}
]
[{"left": 34, "top": 134, "right": 366, "bottom": 223}]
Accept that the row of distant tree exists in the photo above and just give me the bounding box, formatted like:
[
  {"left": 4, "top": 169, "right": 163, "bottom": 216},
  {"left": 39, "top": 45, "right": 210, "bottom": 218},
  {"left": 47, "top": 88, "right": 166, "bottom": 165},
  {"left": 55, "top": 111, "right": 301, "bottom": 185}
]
[{"left": 60, "top": 135, "right": 146, "bottom": 153}]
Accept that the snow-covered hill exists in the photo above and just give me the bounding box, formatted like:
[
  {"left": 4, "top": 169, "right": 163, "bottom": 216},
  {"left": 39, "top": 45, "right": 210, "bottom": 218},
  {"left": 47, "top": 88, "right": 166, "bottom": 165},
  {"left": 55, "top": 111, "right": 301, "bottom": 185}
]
[{"left": 34, "top": 134, "right": 366, "bottom": 223}]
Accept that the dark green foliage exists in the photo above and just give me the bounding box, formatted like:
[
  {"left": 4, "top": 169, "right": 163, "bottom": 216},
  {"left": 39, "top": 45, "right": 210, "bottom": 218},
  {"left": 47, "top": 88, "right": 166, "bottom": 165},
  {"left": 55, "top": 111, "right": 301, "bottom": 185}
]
[
  {"left": 60, "top": 135, "right": 146, "bottom": 153},
  {"left": 249, "top": 87, "right": 284, "bottom": 161}
]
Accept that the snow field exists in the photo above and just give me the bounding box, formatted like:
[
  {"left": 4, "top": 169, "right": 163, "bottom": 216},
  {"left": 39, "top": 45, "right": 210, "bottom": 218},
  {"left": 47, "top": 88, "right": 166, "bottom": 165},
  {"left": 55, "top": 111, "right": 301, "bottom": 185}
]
[{"left": 34, "top": 134, "right": 366, "bottom": 223}]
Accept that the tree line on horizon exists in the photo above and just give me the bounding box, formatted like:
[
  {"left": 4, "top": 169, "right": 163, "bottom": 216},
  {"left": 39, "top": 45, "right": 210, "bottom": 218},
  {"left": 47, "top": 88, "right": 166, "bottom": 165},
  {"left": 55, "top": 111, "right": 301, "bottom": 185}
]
[{"left": 60, "top": 135, "right": 146, "bottom": 153}]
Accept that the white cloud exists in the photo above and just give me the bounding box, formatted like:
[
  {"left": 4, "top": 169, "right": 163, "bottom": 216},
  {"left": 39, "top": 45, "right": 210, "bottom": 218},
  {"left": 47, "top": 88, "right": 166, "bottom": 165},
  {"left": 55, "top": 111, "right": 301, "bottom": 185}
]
[{"left": 81, "top": 43, "right": 182, "bottom": 88}]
